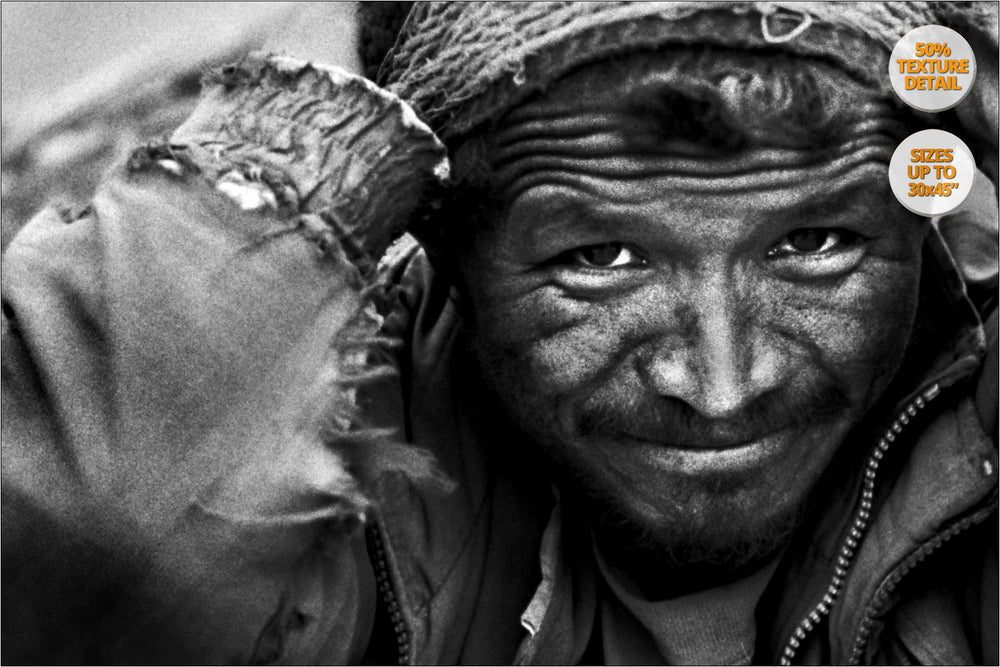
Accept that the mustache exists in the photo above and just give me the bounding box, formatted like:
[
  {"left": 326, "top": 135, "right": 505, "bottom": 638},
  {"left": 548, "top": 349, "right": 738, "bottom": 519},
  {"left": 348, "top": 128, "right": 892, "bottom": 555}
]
[{"left": 578, "top": 381, "right": 852, "bottom": 449}]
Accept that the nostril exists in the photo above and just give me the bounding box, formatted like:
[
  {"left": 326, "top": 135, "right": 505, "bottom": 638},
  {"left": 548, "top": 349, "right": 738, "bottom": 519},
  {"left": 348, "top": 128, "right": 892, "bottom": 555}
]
[
  {"left": 640, "top": 332, "right": 785, "bottom": 419},
  {"left": 639, "top": 345, "right": 700, "bottom": 401}
]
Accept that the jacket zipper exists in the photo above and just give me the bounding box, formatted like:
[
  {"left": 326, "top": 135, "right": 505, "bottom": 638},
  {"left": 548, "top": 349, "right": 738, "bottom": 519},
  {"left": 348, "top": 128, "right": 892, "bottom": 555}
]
[
  {"left": 366, "top": 523, "right": 412, "bottom": 665},
  {"left": 848, "top": 504, "right": 994, "bottom": 664},
  {"left": 779, "top": 383, "right": 941, "bottom": 666}
]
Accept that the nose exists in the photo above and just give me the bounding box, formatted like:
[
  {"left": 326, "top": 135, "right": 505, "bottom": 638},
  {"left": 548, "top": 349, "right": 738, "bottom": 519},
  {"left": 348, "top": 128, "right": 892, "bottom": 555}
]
[{"left": 640, "top": 278, "right": 784, "bottom": 419}]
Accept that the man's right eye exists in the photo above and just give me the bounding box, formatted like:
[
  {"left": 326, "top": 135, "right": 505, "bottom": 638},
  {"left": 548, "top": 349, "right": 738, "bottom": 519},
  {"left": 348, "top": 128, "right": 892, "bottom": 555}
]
[{"left": 567, "top": 243, "right": 647, "bottom": 269}]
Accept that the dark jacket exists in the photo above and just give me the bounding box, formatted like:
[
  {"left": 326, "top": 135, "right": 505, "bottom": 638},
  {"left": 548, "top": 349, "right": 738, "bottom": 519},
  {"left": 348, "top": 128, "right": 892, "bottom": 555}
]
[{"left": 2, "top": 55, "right": 996, "bottom": 666}]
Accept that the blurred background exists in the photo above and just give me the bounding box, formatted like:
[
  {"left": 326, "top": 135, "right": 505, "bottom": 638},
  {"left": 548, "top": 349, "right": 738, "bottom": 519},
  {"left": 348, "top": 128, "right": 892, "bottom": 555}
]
[{"left": 1, "top": 1, "right": 361, "bottom": 248}]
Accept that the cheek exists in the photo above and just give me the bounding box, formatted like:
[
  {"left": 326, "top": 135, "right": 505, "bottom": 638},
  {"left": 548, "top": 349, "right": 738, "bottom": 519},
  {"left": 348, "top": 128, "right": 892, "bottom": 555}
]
[
  {"left": 770, "top": 259, "right": 922, "bottom": 404},
  {"left": 469, "top": 286, "right": 630, "bottom": 421}
]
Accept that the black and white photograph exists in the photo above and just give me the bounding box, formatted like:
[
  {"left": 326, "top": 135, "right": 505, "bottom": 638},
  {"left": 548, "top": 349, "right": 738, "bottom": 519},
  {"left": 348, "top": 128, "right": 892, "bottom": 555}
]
[{"left": 2, "top": 2, "right": 998, "bottom": 664}]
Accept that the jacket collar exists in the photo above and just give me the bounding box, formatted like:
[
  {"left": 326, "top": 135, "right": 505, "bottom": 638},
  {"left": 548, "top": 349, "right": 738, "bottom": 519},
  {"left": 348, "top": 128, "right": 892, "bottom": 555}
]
[{"left": 763, "top": 227, "right": 995, "bottom": 664}]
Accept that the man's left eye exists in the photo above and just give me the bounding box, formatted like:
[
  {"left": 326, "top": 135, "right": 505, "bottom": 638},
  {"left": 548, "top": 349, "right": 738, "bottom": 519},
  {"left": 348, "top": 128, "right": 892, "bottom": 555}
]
[
  {"left": 569, "top": 243, "right": 646, "bottom": 268},
  {"left": 767, "top": 229, "right": 864, "bottom": 258}
]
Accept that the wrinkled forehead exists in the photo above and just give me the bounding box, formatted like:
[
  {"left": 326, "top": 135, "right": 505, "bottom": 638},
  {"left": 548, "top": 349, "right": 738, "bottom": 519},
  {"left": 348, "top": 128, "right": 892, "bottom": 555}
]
[{"left": 465, "top": 49, "right": 911, "bottom": 219}]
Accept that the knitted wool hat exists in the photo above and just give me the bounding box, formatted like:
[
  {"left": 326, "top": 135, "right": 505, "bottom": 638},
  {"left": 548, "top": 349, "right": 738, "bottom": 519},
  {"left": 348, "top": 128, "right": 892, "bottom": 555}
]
[{"left": 378, "top": 2, "right": 996, "bottom": 148}]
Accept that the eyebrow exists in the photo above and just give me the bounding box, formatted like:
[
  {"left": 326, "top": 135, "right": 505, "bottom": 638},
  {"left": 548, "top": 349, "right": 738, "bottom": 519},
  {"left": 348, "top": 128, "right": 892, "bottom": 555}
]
[
  {"left": 514, "top": 195, "right": 635, "bottom": 243},
  {"left": 513, "top": 181, "right": 895, "bottom": 249},
  {"left": 777, "top": 184, "right": 893, "bottom": 224}
]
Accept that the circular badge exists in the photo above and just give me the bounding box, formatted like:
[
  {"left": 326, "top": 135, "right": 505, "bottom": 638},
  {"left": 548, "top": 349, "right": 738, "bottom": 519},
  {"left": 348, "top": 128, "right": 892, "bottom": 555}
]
[
  {"left": 889, "top": 25, "right": 976, "bottom": 112},
  {"left": 889, "top": 129, "right": 975, "bottom": 217}
]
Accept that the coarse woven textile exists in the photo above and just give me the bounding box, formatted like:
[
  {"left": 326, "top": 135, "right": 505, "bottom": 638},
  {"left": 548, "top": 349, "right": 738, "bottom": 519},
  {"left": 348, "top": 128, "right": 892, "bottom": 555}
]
[{"left": 379, "top": 1, "right": 987, "bottom": 142}]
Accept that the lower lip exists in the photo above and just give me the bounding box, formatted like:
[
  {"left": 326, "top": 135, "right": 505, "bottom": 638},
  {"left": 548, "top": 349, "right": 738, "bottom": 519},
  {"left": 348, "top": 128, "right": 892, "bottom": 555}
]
[{"left": 618, "top": 429, "right": 794, "bottom": 475}]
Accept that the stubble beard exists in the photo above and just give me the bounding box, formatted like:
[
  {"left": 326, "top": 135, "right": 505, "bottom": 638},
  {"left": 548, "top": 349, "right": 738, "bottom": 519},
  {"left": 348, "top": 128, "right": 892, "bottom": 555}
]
[
  {"left": 550, "top": 449, "right": 809, "bottom": 596},
  {"left": 467, "top": 331, "right": 821, "bottom": 594}
]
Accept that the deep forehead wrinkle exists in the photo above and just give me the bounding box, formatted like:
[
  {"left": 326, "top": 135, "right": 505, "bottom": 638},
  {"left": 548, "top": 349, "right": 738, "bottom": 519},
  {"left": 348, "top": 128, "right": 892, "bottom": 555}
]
[{"left": 499, "top": 149, "right": 897, "bottom": 222}]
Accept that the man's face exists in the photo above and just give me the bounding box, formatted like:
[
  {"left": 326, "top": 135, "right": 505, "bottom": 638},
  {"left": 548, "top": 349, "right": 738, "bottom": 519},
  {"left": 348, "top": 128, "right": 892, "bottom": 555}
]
[{"left": 455, "top": 53, "right": 928, "bottom": 567}]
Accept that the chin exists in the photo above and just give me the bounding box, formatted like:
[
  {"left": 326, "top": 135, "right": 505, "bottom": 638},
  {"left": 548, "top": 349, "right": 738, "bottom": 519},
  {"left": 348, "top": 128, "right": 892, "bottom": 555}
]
[
  {"left": 561, "top": 423, "right": 850, "bottom": 570},
  {"left": 602, "top": 474, "right": 807, "bottom": 570}
]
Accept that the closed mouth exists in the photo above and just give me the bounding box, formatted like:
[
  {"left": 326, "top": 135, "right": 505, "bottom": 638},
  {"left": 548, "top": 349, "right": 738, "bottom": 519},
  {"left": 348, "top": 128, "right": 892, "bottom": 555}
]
[
  {"left": 615, "top": 424, "right": 792, "bottom": 451},
  {"left": 614, "top": 427, "right": 795, "bottom": 473}
]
